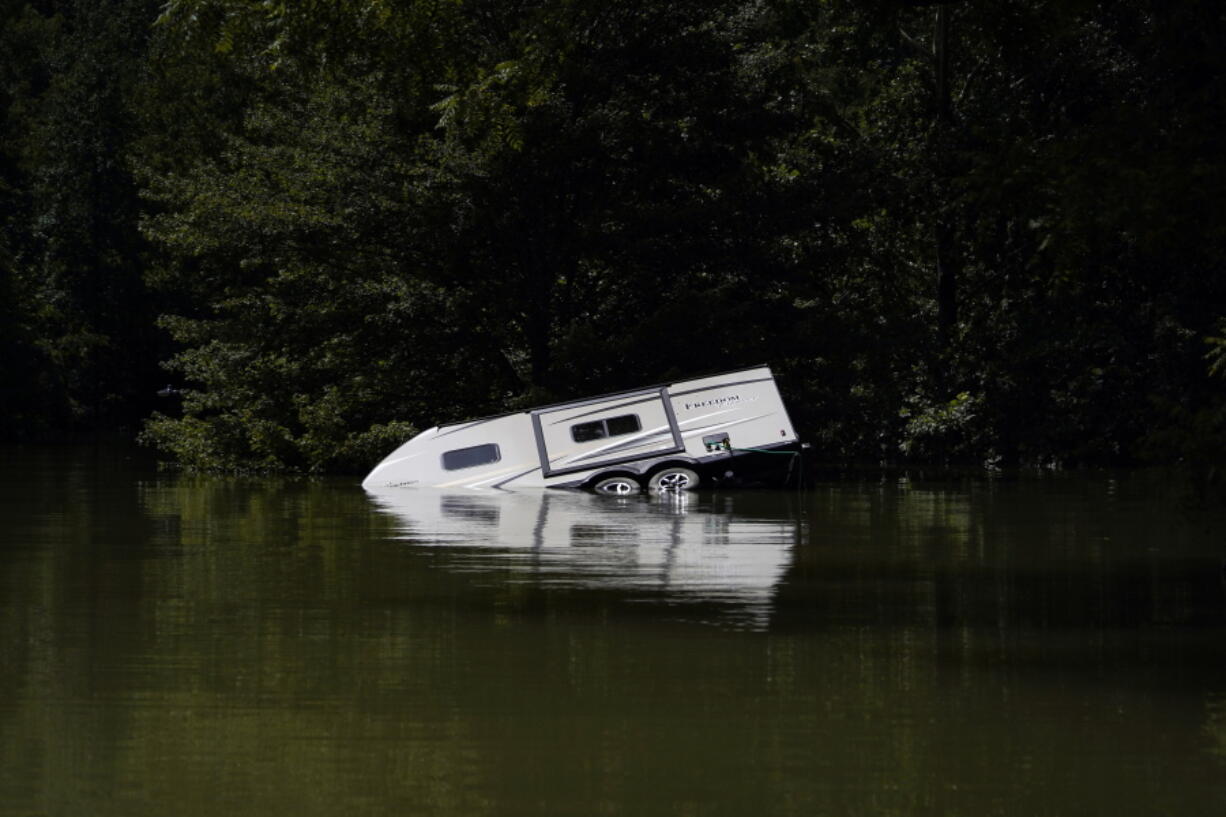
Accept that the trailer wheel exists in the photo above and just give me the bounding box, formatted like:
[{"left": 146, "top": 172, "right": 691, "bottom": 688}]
[
  {"left": 592, "top": 475, "right": 641, "bottom": 495},
  {"left": 647, "top": 466, "right": 700, "bottom": 493}
]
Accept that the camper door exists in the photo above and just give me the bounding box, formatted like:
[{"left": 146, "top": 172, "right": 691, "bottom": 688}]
[{"left": 531, "top": 388, "right": 684, "bottom": 477}]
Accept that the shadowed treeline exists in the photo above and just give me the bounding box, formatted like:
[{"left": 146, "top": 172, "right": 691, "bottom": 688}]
[{"left": 2, "top": 1, "right": 1224, "bottom": 473}]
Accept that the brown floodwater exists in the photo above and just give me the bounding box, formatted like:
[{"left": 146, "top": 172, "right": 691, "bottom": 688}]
[{"left": 2, "top": 443, "right": 1225, "bottom": 816}]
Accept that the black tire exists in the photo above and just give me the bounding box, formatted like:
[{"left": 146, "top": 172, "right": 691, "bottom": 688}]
[
  {"left": 592, "top": 475, "right": 642, "bottom": 495},
  {"left": 647, "top": 466, "right": 700, "bottom": 493}
]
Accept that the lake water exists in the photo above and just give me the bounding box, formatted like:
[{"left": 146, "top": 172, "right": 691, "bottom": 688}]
[{"left": 2, "top": 443, "right": 1225, "bottom": 816}]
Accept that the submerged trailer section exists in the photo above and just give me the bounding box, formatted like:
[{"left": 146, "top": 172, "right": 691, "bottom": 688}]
[{"left": 361, "top": 365, "right": 798, "bottom": 493}]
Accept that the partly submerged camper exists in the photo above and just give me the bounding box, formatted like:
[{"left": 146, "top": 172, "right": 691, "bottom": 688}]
[{"left": 361, "top": 364, "right": 800, "bottom": 493}]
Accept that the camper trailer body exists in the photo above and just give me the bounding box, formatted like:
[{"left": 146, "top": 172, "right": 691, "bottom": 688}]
[{"left": 361, "top": 365, "right": 798, "bottom": 492}]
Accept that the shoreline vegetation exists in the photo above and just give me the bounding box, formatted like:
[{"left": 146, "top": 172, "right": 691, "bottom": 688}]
[{"left": 2, "top": 1, "right": 1223, "bottom": 475}]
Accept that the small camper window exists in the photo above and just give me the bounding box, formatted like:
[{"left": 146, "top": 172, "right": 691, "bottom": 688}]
[
  {"left": 441, "top": 443, "right": 501, "bottom": 471},
  {"left": 571, "top": 414, "right": 642, "bottom": 443}
]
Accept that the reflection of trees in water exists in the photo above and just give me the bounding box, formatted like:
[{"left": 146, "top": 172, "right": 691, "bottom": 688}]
[
  {"left": 4, "top": 458, "right": 1226, "bottom": 816},
  {"left": 776, "top": 476, "right": 1226, "bottom": 638},
  {"left": 1209, "top": 695, "right": 1226, "bottom": 762}
]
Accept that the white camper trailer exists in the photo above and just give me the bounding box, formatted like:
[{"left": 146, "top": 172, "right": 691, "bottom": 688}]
[{"left": 361, "top": 364, "right": 799, "bottom": 493}]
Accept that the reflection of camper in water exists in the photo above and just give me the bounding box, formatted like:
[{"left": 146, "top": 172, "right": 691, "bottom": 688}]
[
  {"left": 362, "top": 365, "right": 800, "bottom": 494},
  {"left": 368, "top": 489, "right": 799, "bottom": 627}
]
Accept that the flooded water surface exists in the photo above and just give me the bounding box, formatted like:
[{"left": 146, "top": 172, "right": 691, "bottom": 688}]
[{"left": 2, "top": 444, "right": 1225, "bottom": 816}]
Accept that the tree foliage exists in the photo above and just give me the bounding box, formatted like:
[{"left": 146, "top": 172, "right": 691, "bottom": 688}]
[
  {"left": 1, "top": 0, "right": 162, "bottom": 434},
  {"left": 2, "top": 0, "right": 1223, "bottom": 471}
]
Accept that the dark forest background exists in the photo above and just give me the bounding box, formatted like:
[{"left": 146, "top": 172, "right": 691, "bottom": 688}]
[{"left": 2, "top": 0, "right": 1224, "bottom": 473}]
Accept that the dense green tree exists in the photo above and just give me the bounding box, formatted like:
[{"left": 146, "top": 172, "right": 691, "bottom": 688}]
[
  {"left": 138, "top": 1, "right": 514, "bottom": 470},
  {"left": 139, "top": 0, "right": 876, "bottom": 470},
  {"left": 139, "top": 67, "right": 464, "bottom": 470},
  {"left": 0, "top": 1, "right": 57, "bottom": 433},
  {"left": 2, "top": 0, "right": 1221, "bottom": 471},
  {"left": 774, "top": 0, "right": 1226, "bottom": 466},
  {"left": 1, "top": 0, "right": 163, "bottom": 437}
]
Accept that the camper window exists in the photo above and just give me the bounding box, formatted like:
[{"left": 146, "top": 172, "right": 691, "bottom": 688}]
[
  {"left": 571, "top": 414, "right": 642, "bottom": 443},
  {"left": 441, "top": 443, "right": 501, "bottom": 471}
]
